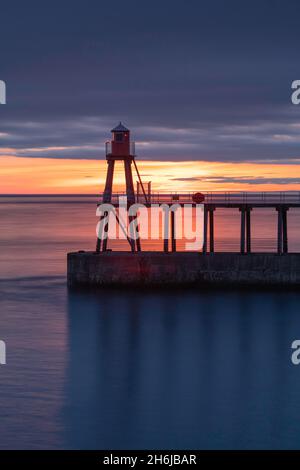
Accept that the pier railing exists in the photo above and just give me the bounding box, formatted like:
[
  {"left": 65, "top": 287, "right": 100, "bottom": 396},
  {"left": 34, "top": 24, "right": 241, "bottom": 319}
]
[{"left": 99, "top": 191, "right": 300, "bottom": 206}]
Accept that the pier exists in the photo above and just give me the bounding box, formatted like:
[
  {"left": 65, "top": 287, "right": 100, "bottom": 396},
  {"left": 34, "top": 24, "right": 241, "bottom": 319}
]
[
  {"left": 67, "top": 124, "right": 300, "bottom": 288},
  {"left": 98, "top": 190, "right": 300, "bottom": 255}
]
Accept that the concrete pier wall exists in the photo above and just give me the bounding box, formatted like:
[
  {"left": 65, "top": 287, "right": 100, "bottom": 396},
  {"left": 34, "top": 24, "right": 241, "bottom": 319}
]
[{"left": 67, "top": 251, "right": 300, "bottom": 287}]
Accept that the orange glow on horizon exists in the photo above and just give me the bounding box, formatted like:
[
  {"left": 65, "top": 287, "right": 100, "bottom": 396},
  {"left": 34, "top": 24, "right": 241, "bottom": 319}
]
[{"left": 1, "top": 155, "right": 300, "bottom": 194}]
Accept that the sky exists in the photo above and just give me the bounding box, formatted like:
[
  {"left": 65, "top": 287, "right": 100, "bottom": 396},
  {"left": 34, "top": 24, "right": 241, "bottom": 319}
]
[{"left": 1, "top": 0, "right": 300, "bottom": 193}]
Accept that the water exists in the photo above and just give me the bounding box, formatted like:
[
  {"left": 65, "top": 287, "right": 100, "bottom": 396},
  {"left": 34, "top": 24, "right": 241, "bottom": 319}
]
[{"left": 1, "top": 196, "right": 300, "bottom": 449}]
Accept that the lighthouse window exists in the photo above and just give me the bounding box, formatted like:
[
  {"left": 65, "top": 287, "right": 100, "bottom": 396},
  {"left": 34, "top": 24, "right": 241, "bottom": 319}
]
[{"left": 115, "top": 133, "right": 123, "bottom": 142}]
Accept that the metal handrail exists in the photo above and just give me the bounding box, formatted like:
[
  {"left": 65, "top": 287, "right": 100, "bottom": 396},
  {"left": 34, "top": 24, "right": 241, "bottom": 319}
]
[{"left": 98, "top": 191, "right": 300, "bottom": 205}]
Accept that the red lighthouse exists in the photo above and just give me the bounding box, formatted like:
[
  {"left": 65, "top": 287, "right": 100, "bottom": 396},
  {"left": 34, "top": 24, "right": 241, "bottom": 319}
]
[
  {"left": 103, "top": 122, "right": 135, "bottom": 205},
  {"left": 96, "top": 122, "right": 145, "bottom": 253}
]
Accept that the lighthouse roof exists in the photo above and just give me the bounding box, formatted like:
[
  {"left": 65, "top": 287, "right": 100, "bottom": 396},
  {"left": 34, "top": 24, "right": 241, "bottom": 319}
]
[{"left": 111, "top": 122, "right": 129, "bottom": 132}]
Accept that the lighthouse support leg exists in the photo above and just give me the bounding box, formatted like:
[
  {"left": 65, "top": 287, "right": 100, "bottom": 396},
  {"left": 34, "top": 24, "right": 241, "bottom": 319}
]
[
  {"left": 103, "top": 160, "right": 115, "bottom": 203},
  {"left": 124, "top": 160, "right": 135, "bottom": 205}
]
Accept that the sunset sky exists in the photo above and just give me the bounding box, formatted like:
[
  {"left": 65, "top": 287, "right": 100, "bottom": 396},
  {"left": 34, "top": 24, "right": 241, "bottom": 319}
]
[
  {"left": 1, "top": 155, "right": 300, "bottom": 194},
  {"left": 1, "top": 0, "right": 300, "bottom": 193}
]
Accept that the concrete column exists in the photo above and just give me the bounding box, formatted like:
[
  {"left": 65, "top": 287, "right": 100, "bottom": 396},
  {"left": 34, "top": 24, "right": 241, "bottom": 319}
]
[
  {"left": 209, "top": 207, "right": 215, "bottom": 253},
  {"left": 282, "top": 208, "right": 288, "bottom": 254},
  {"left": 277, "top": 207, "right": 283, "bottom": 255},
  {"left": 240, "top": 207, "right": 246, "bottom": 254},
  {"left": 246, "top": 207, "right": 252, "bottom": 254},
  {"left": 203, "top": 206, "right": 208, "bottom": 254},
  {"left": 171, "top": 210, "right": 176, "bottom": 252}
]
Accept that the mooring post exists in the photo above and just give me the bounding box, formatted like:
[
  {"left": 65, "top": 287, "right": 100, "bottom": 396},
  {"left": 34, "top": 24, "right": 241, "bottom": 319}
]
[
  {"left": 246, "top": 207, "right": 252, "bottom": 254},
  {"left": 171, "top": 210, "right": 176, "bottom": 252},
  {"left": 277, "top": 207, "right": 283, "bottom": 255},
  {"left": 203, "top": 206, "right": 208, "bottom": 253},
  {"left": 209, "top": 206, "right": 215, "bottom": 253},
  {"left": 282, "top": 207, "right": 288, "bottom": 254},
  {"left": 240, "top": 207, "right": 246, "bottom": 254}
]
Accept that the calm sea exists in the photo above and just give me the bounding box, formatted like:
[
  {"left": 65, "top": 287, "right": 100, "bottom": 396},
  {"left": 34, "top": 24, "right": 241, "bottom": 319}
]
[{"left": 1, "top": 196, "right": 300, "bottom": 449}]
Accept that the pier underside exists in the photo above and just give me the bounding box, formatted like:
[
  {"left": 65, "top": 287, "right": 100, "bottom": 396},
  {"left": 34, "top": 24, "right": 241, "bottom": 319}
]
[{"left": 67, "top": 252, "right": 300, "bottom": 288}]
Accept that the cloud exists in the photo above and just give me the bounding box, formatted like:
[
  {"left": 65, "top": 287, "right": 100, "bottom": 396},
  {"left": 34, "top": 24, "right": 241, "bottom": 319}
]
[
  {"left": 1, "top": 116, "right": 300, "bottom": 162},
  {"left": 172, "top": 176, "right": 300, "bottom": 185},
  {"left": 1, "top": 0, "right": 300, "bottom": 163}
]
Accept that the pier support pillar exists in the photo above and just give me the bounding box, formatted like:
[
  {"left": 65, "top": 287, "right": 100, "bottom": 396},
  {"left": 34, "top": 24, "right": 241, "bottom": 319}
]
[
  {"left": 277, "top": 207, "right": 283, "bottom": 254},
  {"left": 163, "top": 209, "right": 169, "bottom": 253},
  {"left": 282, "top": 208, "right": 288, "bottom": 254},
  {"left": 246, "top": 207, "right": 252, "bottom": 254},
  {"left": 203, "top": 206, "right": 208, "bottom": 253},
  {"left": 102, "top": 211, "right": 110, "bottom": 252},
  {"left": 135, "top": 222, "right": 141, "bottom": 252},
  {"left": 240, "top": 206, "right": 252, "bottom": 254},
  {"left": 209, "top": 206, "right": 215, "bottom": 253},
  {"left": 171, "top": 210, "right": 176, "bottom": 252},
  {"left": 240, "top": 207, "right": 246, "bottom": 254},
  {"left": 96, "top": 213, "right": 105, "bottom": 252},
  {"left": 277, "top": 206, "right": 289, "bottom": 254},
  {"left": 129, "top": 214, "right": 141, "bottom": 252}
]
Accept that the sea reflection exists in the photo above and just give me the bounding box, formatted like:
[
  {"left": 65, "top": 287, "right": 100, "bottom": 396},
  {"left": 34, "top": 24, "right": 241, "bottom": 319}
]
[{"left": 64, "top": 288, "right": 300, "bottom": 449}]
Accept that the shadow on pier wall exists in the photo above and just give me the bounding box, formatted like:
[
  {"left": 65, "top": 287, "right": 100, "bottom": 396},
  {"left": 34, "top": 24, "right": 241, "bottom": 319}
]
[{"left": 63, "top": 288, "right": 300, "bottom": 449}]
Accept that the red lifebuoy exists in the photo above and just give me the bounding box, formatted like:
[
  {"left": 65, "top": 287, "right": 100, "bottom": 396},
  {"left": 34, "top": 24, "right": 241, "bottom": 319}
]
[{"left": 192, "top": 192, "right": 205, "bottom": 203}]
